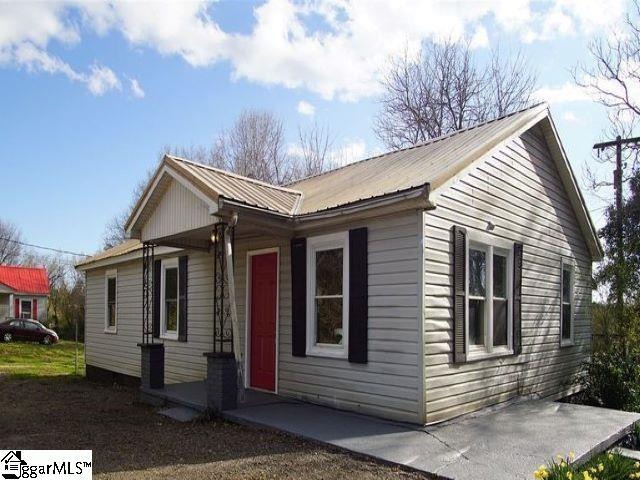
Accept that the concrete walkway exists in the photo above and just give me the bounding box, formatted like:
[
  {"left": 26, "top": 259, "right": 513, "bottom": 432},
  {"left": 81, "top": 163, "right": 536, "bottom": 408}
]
[{"left": 226, "top": 399, "right": 640, "bottom": 480}]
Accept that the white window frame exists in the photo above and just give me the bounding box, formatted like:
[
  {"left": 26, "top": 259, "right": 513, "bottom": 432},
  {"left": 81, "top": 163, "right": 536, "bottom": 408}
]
[
  {"left": 465, "top": 230, "right": 514, "bottom": 361},
  {"left": 306, "top": 231, "right": 349, "bottom": 358},
  {"left": 104, "top": 269, "right": 118, "bottom": 333},
  {"left": 20, "top": 299, "right": 33, "bottom": 319},
  {"left": 560, "top": 258, "right": 575, "bottom": 347},
  {"left": 160, "top": 258, "right": 179, "bottom": 340}
]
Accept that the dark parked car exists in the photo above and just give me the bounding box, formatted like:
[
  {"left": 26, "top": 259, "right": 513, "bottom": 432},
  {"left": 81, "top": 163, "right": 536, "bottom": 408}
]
[{"left": 0, "top": 319, "right": 58, "bottom": 345}]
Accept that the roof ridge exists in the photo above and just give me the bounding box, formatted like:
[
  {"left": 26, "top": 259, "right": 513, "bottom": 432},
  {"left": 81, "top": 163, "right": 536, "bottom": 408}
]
[
  {"left": 166, "top": 155, "right": 303, "bottom": 196},
  {"left": 0, "top": 265, "right": 47, "bottom": 270},
  {"left": 287, "top": 102, "right": 547, "bottom": 187}
]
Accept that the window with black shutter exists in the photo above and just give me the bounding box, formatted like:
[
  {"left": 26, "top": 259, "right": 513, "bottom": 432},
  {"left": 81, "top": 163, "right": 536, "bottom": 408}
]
[{"left": 452, "top": 226, "right": 522, "bottom": 362}]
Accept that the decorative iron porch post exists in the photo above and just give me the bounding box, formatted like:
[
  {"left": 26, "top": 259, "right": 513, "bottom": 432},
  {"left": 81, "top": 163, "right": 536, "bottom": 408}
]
[
  {"left": 204, "top": 222, "right": 239, "bottom": 411},
  {"left": 138, "top": 241, "right": 164, "bottom": 390}
]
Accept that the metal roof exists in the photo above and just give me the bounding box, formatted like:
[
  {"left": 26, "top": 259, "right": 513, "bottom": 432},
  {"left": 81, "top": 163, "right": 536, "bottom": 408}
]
[
  {"left": 82, "top": 102, "right": 602, "bottom": 269},
  {"left": 75, "top": 239, "right": 142, "bottom": 268},
  {"left": 167, "top": 156, "right": 302, "bottom": 215},
  {"left": 289, "top": 104, "right": 548, "bottom": 214},
  {"left": 0, "top": 265, "right": 50, "bottom": 295}
]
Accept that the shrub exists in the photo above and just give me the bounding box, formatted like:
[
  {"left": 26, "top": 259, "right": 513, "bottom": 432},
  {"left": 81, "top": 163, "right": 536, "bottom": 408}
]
[
  {"left": 577, "top": 347, "right": 640, "bottom": 412},
  {"left": 534, "top": 451, "right": 639, "bottom": 480}
]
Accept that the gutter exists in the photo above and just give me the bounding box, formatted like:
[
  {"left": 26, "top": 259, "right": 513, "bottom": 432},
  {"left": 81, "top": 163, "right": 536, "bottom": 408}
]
[{"left": 293, "top": 184, "right": 433, "bottom": 222}]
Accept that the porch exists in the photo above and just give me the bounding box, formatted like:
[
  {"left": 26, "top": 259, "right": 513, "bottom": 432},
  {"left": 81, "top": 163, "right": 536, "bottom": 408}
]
[
  {"left": 140, "top": 380, "right": 291, "bottom": 412},
  {"left": 128, "top": 158, "right": 295, "bottom": 412}
]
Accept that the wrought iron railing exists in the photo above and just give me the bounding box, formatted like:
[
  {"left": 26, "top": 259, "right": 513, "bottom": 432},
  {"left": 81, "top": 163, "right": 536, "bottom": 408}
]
[
  {"left": 212, "top": 222, "right": 235, "bottom": 353},
  {"left": 141, "top": 242, "right": 155, "bottom": 344}
]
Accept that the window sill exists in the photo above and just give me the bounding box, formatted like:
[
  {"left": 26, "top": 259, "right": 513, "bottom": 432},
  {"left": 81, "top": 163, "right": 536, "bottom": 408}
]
[
  {"left": 104, "top": 327, "right": 117, "bottom": 334},
  {"left": 468, "top": 347, "right": 514, "bottom": 362},
  {"left": 560, "top": 339, "right": 574, "bottom": 348},
  {"left": 306, "top": 344, "right": 347, "bottom": 359},
  {"left": 161, "top": 332, "right": 178, "bottom": 341}
]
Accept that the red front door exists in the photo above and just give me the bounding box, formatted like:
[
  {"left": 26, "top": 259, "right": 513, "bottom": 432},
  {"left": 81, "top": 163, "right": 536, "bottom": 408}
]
[{"left": 250, "top": 252, "right": 278, "bottom": 391}]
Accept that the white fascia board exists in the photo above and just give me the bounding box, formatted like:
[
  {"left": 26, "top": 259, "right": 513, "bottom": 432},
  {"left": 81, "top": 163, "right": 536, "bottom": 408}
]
[
  {"left": 125, "top": 165, "right": 219, "bottom": 238},
  {"left": 75, "top": 246, "right": 182, "bottom": 272}
]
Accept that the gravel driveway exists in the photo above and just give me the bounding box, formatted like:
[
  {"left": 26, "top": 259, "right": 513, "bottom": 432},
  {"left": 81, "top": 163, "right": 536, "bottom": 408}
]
[{"left": 0, "top": 376, "right": 430, "bottom": 479}]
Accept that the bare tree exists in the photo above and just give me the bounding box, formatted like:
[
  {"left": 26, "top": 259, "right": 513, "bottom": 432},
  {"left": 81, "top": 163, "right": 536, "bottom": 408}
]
[
  {"left": 214, "top": 110, "right": 294, "bottom": 185},
  {"left": 574, "top": 0, "right": 640, "bottom": 189},
  {"left": 101, "top": 110, "right": 345, "bottom": 250},
  {"left": 374, "top": 41, "right": 537, "bottom": 149},
  {"left": 293, "top": 122, "right": 336, "bottom": 179},
  {"left": 0, "top": 219, "right": 23, "bottom": 265}
]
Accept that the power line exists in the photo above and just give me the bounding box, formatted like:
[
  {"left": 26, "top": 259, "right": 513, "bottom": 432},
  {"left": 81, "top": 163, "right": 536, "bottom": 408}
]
[{"left": 0, "top": 237, "right": 90, "bottom": 257}]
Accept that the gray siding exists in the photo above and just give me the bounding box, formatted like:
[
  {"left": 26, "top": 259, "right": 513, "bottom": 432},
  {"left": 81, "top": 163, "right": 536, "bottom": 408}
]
[
  {"left": 84, "top": 212, "right": 422, "bottom": 423},
  {"left": 85, "top": 250, "right": 214, "bottom": 384},
  {"left": 141, "top": 178, "right": 215, "bottom": 242},
  {"left": 423, "top": 127, "right": 592, "bottom": 423},
  {"left": 232, "top": 212, "right": 422, "bottom": 423}
]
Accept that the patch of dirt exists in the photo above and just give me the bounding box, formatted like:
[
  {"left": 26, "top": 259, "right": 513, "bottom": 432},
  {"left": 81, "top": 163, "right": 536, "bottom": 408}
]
[{"left": 0, "top": 376, "right": 430, "bottom": 479}]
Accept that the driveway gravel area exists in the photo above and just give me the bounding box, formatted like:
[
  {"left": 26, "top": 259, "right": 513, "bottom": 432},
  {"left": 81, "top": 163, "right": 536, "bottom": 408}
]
[{"left": 0, "top": 375, "right": 431, "bottom": 479}]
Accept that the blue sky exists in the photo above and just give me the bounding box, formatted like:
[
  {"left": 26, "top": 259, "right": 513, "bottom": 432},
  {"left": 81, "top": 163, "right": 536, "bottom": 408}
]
[{"left": 0, "top": 0, "right": 630, "bottom": 258}]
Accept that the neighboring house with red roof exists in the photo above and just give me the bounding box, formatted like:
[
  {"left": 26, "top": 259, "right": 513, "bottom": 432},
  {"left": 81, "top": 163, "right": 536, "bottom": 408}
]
[{"left": 0, "top": 265, "right": 50, "bottom": 322}]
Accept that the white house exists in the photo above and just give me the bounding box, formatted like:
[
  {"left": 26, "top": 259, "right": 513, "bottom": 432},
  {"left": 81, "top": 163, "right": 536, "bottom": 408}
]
[{"left": 76, "top": 103, "right": 601, "bottom": 425}]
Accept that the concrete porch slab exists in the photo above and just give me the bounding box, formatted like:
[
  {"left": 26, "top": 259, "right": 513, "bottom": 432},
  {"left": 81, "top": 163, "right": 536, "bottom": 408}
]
[
  {"left": 140, "top": 381, "right": 291, "bottom": 413},
  {"left": 225, "top": 399, "right": 640, "bottom": 480}
]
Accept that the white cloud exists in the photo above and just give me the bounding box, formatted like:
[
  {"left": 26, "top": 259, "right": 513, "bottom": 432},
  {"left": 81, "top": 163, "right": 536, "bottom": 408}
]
[
  {"left": 5, "top": 42, "right": 121, "bottom": 96},
  {"left": 288, "top": 137, "right": 369, "bottom": 167},
  {"left": 0, "top": 0, "right": 629, "bottom": 100},
  {"left": 470, "top": 26, "right": 489, "bottom": 49},
  {"left": 562, "top": 111, "right": 580, "bottom": 123},
  {"left": 129, "top": 77, "right": 145, "bottom": 99},
  {"left": 86, "top": 64, "right": 121, "bottom": 96},
  {"left": 331, "top": 139, "right": 367, "bottom": 166},
  {"left": 297, "top": 100, "right": 315, "bottom": 116},
  {"left": 533, "top": 82, "right": 591, "bottom": 104}
]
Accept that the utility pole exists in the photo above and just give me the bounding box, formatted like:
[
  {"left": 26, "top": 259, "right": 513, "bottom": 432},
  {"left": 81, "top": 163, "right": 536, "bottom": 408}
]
[{"left": 593, "top": 135, "right": 640, "bottom": 337}]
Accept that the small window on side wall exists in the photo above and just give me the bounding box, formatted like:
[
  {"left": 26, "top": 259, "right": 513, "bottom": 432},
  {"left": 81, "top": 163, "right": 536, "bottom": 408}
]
[
  {"left": 560, "top": 259, "right": 575, "bottom": 346},
  {"left": 306, "top": 232, "right": 349, "bottom": 358},
  {"left": 105, "top": 269, "right": 117, "bottom": 333}
]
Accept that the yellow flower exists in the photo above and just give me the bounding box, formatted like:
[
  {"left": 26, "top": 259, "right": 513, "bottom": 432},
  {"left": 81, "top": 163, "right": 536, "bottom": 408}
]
[
  {"left": 583, "top": 470, "right": 593, "bottom": 480},
  {"left": 567, "top": 472, "right": 573, "bottom": 480},
  {"left": 598, "top": 463, "right": 604, "bottom": 472},
  {"left": 534, "top": 470, "right": 547, "bottom": 480},
  {"left": 608, "top": 453, "right": 614, "bottom": 460},
  {"left": 569, "top": 452, "right": 575, "bottom": 461},
  {"left": 560, "top": 461, "right": 567, "bottom": 467},
  {"left": 636, "top": 461, "right": 640, "bottom": 469}
]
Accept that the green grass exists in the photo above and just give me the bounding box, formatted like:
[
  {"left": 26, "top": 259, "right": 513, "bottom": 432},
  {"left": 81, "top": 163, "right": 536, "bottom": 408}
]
[{"left": 0, "top": 340, "right": 85, "bottom": 378}]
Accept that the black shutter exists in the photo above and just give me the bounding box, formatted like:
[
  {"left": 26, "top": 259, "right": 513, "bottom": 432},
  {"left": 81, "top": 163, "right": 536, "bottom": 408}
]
[
  {"left": 152, "top": 259, "right": 161, "bottom": 338},
  {"left": 452, "top": 226, "right": 467, "bottom": 363},
  {"left": 178, "top": 255, "right": 188, "bottom": 342},
  {"left": 291, "top": 237, "right": 307, "bottom": 357},
  {"left": 513, "top": 243, "right": 523, "bottom": 355},
  {"left": 349, "top": 227, "right": 368, "bottom": 364}
]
